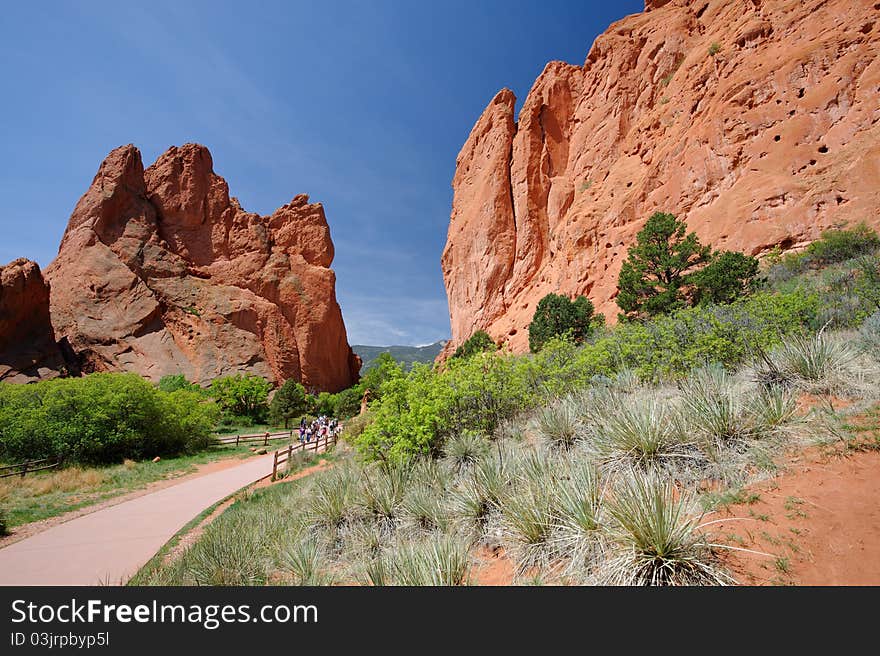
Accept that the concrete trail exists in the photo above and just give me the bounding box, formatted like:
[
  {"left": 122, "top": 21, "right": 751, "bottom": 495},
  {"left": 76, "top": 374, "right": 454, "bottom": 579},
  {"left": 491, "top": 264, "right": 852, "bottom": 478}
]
[{"left": 0, "top": 453, "right": 277, "bottom": 585}]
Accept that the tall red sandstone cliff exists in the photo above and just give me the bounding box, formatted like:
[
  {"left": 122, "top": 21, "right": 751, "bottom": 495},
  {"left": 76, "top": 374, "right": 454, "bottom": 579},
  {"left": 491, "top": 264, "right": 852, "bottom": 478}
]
[
  {"left": 442, "top": 0, "right": 880, "bottom": 355},
  {"left": 0, "top": 258, "right": 65, "bottom": 382},
  {"left": 44, "top": 143, "right": 360, "bottom": 391}
]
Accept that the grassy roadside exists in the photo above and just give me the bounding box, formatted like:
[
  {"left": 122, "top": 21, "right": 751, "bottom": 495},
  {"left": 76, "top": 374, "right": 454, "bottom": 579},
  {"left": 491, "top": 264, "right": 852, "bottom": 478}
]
[
  {"left": 0, "top": 442, "right": 262, "bottom": 529},
  {"left": 129, "top": 448, "right": 338, "bottom": 585}
]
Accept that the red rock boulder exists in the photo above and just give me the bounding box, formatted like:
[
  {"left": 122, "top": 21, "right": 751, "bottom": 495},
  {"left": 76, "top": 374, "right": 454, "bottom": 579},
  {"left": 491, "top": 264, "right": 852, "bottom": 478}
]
[
  {"left": 442, "top": 0, "right": 880, "bottom": 356},
  {"left": 0, "top": 259, "right": 65, "bottom": 382},
  {"left": 45, "top": 143, "right": 360, "bottom": 391}
]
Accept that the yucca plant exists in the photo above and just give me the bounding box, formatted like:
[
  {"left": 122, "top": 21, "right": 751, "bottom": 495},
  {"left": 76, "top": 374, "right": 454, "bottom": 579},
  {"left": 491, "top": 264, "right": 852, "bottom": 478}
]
[
  {"left": 773, "top": 332, "right": 857, "bottom": 391},
  {"left": 679, "top": 382, "right": 756, "bottom": 447},
  {"left": 184, "top": 519, "right": 267, "bottom": 585},
  {"left": 401, "top": 484, "right": 450, "bottom": 533},
  {"left": 391, "top": 536, "right": 470, "bottom": 586},
  {"left": 308, "top": 467, "right": 358, "bottom": 529},
  {"left": 443, "top": 430, "right": 489, "bottom": 473},
  {"left": 359, "top": 465, "right": 409, "bottom": 528},
  {"left": 450, "top": 453, "right": 509, "bottom": 533},
  {"left": 279, "top": 536, "right": 334, "bottom": 585},
  {"left": 359, "top": 555, "right": 392, "bottom": 586},
  {"left": 612, "top": 367, "right": 641, "bottom": 393},
  {"left": 500, "top": 488, "right": 555, "bottom": 574},
  {"left": 533, "top": 400, "right": 581, "bottom": 450},
  {"left": 750, "top": 383, "right": 797, "bottom": 430},
  {"left": 858, "top": 310, "right": 880, "bottom": 360},
  {"left": 600, "top": 472, "right": 730, "bottom": 586},
  {"left": 511, "top": 447, "right": 556, "bottom": 491},
  {"left": 594, "top": 397, "right": 689, "bottom": 469},
  {"left": 551, "top": 462, "right": 604, "bottom": 571}
]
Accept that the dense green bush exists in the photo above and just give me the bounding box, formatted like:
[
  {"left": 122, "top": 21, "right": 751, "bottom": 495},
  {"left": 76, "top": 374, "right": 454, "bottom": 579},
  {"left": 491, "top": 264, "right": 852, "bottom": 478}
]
[
  {"left": 528, "top": 293, "right": 599, "bottom": 353},
  {"left": 804, "top": 223, "right": 880, "bottom": 266},
  {"left": 617, "top": 212, "right": 712, "bottom": 320},
  {"left": 157, "top": 374, "right": 201, "bottom": 394},
  {"left": 353, "top": 285, "right": 828, "bottom": 463},
  {"left": 452, "top": 330, "right": 497, "bottom": 359},
  {"left": 691, "top": 251, "right": 759, "bottom": 305},
  {"left": 766, "top": 224, "right": 880, "bottom": 286},
  {"left": 209, "top": 374, "right": 271, "bottom": 422},
  {"left": 332, "top": 386, "right": 363, "bottom": 418},
  {"left": 355, "top": 353, "right": 531, "bottom": 463},
  {"left": 0, "top": 373, "right": 219, "bottom": 464},
  {"left": 269, "top": 380, "right": 310, "bottom": 428}
]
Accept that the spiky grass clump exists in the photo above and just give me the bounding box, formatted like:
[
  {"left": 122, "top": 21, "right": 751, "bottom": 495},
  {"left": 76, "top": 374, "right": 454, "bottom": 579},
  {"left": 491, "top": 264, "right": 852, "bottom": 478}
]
[
  {"left": 680, "top": 371, "right": 757, "bottom": 448},
  {"left": 773, "top": 332, "right": 858, "bottom": 393},
  {"left": 750, "top": 384, "right": 797, "bottom": 430},
  {"left": 401, "top": 484, "right": 450, "bottom": 533},
  {"left": 500, "top": 487, "right": 554, "bottom": 575},
  {"left": 551, "top": 461, "right": 604, "bottom": 572},
  {"left": 443, "top": 430, "right": 489, "bottom": 473},
  {"left": 532, "top": 400, "right": 581, "bottom": 450},
  {"left": 359, "top": 465, "right": 409, "bottom": 529},
  {"left": 858, "top": 310, "right": 880, "bottom": 361},
  {"left": 593, "top": 397, "right": 689, "bottom": 469},
  {"left": 600, "top": 472, "right": 729, "bottom": 586},
  {"left": 279, "top": 536, "right": 335, "bottom": 585},
  {"left": 389, "top": 536, "right": 470, "bottom": 586},
  {"left": 183, "top": 516, "right": 268, "bottom": 585},
  {"left": 307, "top": 465, "right": 359, "bottom": 530},
  {"left": 450, "top": 453, "right": 510, "bottom": 536}
]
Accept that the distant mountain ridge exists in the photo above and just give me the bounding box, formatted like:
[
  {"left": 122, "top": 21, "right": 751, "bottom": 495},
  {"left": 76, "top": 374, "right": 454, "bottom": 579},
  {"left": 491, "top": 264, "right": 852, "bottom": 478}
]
[{"left": 353, "top": 340, "right": 448, "bottom": 371}]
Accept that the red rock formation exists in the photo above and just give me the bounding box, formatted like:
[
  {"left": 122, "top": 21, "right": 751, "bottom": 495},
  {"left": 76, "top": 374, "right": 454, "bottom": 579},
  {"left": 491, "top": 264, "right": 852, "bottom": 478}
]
[
  {"left": 0, "top": 259, "right": 65, "bottom": 382},
  {"left": 442, "top": 0, "right": 880, "bottom": 355},
  {"left": 45, "top": 143, "right": 360, "bottom": 391}
]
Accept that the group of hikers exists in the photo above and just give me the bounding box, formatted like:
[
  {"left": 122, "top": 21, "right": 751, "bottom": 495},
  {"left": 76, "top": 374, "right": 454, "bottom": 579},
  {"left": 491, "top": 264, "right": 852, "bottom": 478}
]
[{"left": 298, "top": 415, "right": 341, "bottom": 444}]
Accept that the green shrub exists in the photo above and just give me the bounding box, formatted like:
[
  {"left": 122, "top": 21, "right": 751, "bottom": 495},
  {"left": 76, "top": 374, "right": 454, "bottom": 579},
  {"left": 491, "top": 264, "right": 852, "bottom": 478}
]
[
  {"left": 804, "top": 223, "right": 880, "bottom": 266},
  {"left": 332, "top": 385, "right": 363, "bottom": 418},
  {"left": 355, "top": 354, "right": 529, "bottom": 463},
  {"left": 617, "top": 212, "right": 712, "bottom": 320},
  {"left": 708, "top": 42, "right": 721, "bottom": 56},
  {"left": 269, "top": 379, "right": 309, "bottom": 428},
  {"left": 0, "top": 373, "right": 219, "bottom": 465},
  {"left": 452, "top": 330, "right": 497, "bottom": 359},
  {"left": 691, "top": 251, "right": 759, "bottom": 305},
  {"left": 157, "top": 373, "right": 201, "bottom": 393},
  {"left": 209, "top": 374, "right": 271, "bottom": 422},
  {"left": 529, "top": 293, "right": 599, "bottom": 353}
]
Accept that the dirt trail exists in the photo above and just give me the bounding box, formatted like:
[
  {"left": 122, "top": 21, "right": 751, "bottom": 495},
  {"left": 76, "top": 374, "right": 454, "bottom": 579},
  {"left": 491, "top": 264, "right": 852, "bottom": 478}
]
[
  {"left": 0, "top": 453, "right": 256, "bottom": 550},
  {"left": 711, "top": 447, "right": 880, "bottom": 585},
  {"left": 0, "top": 453, "right": 278, "bottom": 585}
]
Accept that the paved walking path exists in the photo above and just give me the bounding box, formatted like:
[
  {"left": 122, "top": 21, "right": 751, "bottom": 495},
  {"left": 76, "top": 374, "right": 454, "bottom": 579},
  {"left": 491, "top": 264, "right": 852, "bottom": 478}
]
[{"left": 0, "top": 453, "right": 277, "bottom": 585}]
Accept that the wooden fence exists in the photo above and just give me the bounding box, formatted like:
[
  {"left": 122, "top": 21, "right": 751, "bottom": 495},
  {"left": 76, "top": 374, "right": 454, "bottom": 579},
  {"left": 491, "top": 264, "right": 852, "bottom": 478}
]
[
  {"left": 216, "top": 430, "right": 294, "bottom": 447},
  {"left": 271, "top": 432, "right": 338, "bottom": 481},
  {"left": 0, "top": 457, "right": 62, "bottom": 479}
]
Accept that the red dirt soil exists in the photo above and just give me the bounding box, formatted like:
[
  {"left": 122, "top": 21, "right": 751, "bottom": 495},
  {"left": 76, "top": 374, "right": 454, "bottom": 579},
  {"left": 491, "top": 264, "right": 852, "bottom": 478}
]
[{"left": 710, "top": 447, "right": 880, "bottom": 585}]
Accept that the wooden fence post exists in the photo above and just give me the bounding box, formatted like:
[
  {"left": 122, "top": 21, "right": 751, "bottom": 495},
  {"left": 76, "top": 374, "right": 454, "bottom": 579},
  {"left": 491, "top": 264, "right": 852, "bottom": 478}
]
[
  {"left": 235, "top": 434, "right": 240, "bottom": 447},
  {"left": 272, "top": 450, "right": 279, "bottom": 481}
]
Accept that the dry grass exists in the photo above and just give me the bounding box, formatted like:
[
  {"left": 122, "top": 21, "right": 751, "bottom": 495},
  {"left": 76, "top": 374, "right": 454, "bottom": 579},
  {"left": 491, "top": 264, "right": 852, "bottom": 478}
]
[{"left": 0, "top": 467, "right": 106, "bottom": 499}]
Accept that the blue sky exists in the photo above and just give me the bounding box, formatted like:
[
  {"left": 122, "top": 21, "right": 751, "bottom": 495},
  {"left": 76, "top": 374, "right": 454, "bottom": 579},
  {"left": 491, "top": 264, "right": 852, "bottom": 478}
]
[{"left": 0, "top": 0, "right": 642, "bottom": 346}]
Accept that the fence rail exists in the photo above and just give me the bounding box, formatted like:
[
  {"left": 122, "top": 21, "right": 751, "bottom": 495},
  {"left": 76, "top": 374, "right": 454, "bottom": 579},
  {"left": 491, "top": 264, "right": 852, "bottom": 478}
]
[
  {"left": 271, "top": 433, "right": 338, "bottom": 481},
  {"left": 0, "top": 457, "right": 62, "bottom": 479},
  {"left": 215, "top": 431, "right": 294, "bottom": 447}
]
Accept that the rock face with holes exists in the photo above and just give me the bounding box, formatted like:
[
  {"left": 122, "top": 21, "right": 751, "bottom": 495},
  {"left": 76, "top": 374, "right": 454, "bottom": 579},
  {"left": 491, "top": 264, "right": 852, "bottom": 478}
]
[
  {"left": 0, "top": 258, "right": 66, "bottom": 382},
  {"left": 43, "top": 143, "right": 360, "bottom": 391},
  {"left": 441, "top": 0, "right": 880, "bottom": 356}
]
